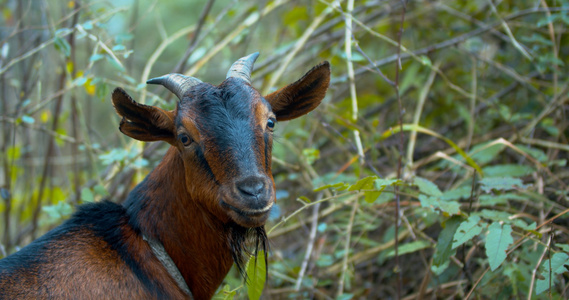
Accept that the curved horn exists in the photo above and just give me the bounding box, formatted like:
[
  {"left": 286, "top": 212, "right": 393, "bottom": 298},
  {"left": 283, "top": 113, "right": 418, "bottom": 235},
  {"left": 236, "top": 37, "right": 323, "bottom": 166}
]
[
  {"left": 226, "top": 52, "right": 260, "bottom": 84},
  {"left": 146, "top": 74, "right": 202, "bottom": 101}
]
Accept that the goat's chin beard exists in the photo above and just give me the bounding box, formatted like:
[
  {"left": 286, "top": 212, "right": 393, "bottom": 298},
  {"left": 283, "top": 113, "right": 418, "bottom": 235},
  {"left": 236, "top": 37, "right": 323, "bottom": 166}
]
[{"left": 226, "top": 224, "right": 269, "bottom": 278}]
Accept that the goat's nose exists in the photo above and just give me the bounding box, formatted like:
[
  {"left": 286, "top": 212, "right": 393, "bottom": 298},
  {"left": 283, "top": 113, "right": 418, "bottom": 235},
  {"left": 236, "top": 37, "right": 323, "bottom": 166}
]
[{"left": 236, "top": 176, "right": 265, "bottom": 198}]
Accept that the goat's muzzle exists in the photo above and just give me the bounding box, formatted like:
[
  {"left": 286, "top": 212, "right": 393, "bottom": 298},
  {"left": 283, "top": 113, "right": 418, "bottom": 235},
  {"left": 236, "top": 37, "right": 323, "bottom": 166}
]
[{"left": 220, "top": 174, "right": 274, "bottom": 227}]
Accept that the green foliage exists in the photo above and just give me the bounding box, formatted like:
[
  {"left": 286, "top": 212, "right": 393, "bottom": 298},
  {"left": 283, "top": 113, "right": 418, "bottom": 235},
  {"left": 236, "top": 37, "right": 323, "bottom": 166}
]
[
  {"left": 432, "top": 216, "right": 461, "bottom": 274},
  {"left": 2, "top": 0, "right": 569, "bottom": 299},
  {"left": 485, "top": 223, "right": 514, "bottom": 271},
  {"left": 245, "top": 251, "right": 266, "bottom": 300},
  {"left": 452, "top": 215, "right": 484, "bottom": 249},
  {"left": 479, "top": 177, "right": 529, "bottom": 193},
  {"left": 536, "top": 252, "right": 569, "bottom": 295}
]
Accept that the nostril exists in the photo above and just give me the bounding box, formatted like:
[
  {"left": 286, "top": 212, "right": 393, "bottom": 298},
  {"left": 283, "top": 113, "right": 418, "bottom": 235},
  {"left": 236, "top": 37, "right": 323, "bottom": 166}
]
[{"left": 236, "top": 177, "right": 265, "bottom": 197}]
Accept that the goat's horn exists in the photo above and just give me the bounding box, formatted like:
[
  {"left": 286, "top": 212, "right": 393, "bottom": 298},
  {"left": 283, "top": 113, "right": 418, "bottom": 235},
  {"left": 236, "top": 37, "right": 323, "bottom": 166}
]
[
  {"left": 226, "top": 52, "right": 259, "bottom": 84},
  {"left": 146, "top": 74, "right": 202, "bottom": 101}
]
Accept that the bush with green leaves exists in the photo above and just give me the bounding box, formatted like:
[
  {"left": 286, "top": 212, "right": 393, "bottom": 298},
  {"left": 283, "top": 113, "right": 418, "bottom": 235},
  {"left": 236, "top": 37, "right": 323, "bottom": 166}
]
[{"left": 1, "top": 0, "right": 568, "bottom": 299}]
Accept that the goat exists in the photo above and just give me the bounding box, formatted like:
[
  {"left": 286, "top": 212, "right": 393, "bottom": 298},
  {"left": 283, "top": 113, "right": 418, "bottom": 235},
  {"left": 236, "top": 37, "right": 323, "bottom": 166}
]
[{"left": 0, "top": 52, "right": 330, "bottom": 299}]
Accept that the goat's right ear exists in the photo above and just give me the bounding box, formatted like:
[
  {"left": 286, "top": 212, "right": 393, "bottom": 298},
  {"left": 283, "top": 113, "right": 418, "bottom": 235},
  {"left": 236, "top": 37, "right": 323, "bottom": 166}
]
[
  {"left": 264, "top": 61, "right": 330, "bottom": 121},
  {"left": 112, "top": 88, "right": 176, "bottom": 143}
]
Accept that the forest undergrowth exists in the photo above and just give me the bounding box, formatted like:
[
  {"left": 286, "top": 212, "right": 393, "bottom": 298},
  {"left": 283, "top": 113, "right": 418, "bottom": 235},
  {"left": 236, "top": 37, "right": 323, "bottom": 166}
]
[{"left": 0, "top": 0, "right": 568, "bottom": 299}]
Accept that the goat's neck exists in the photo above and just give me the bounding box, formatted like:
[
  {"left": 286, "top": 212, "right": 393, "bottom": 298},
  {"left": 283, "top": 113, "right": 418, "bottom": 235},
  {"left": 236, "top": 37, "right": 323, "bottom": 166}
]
[{"left": 124, "top": 147, "right": 233, "bottom": 299}]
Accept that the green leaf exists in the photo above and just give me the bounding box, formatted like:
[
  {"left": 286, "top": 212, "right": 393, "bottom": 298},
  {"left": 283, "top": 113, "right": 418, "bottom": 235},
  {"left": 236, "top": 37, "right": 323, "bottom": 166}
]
[
  {"left": 479, "top": 177, "right": 529, "bottom": 193},
  {"left": 452, "top": 215, "right": 484, "bottom": 249},
  {"left": 348, "top": 176, "right": 378, "bottom": 191},
  {"left": 93, "top": 184, "right": 109, "bottom": 197},
  {"left": 433, "top": 216, "right": 462, "bottom": 269},
  {"left": 536, "top": 252, "right": 569, "bottom": 295},
  {"left": 537, "top": 13, "right": 560, "bottom": 27},
  {"left": 21, "top": 115, "right": 35, "bottom": 124},
  {"left": 81, "top": 188, "right": 94, "bottom": 202},
  {"left": 41, "top": 202, "right": 72, "bottom": 225},
  {"left": 485, "top": 223, "right": 513, "bottom": 271},
  {"left": 89, "top": 53, "right": 105, "bottom": 62},
  {"left": 6, "top": 145, "right": 21, "bottom": 160},
  {"left": 314, "top": 182, "right": 347, "bottom": 192},
  {"left": 316, "top": 254, "right": 334, "bottom": 267},
  {"left": 419, "top": 55, "right": 432, "bottom": 67},
  {"left": 476, "top": 209, "right": 511, "bottom": 222},
  {"left": 419, "top": 195, "right": 461, "bottom": 215},
  {"left": 364, "top": 191, "right": 382, "bottom": 203},
  {"left": 302, "top": 148, "right": 320, "bottom": 165},
  {"left": 386, "top": 240, "right": 431, "bottom": 257},
  {"left": 54, "top": 36, "right": 71, "bottom": 57},
  {"left": 336, "top": 294, "right": 354, "bottom": 300},
  {"left": 479, "top": 193, "right": 527, "bottom": 206},
  {"left": 558, "top": 244, "right": 569, "bottom": 253},
  {"left": 375, "top": 178, "right": 401, "bottom": 189},
  {"left": 414, "top": 176, "right": 442, "bottom": 196},
  {"left": 469, "top": 142, "right": 505, "bottom": 165},
  {"left": 515, "top": 144, "right": 548, "bottom": 162},
  {"left": 482, "top": 164, "right": 534, "bottom": 177},
  {"left": 96, "top": 81, "right": 110, "bottom": 101},
  {"left": 246, "top": 251, "right": 266, "bottom": 300}
]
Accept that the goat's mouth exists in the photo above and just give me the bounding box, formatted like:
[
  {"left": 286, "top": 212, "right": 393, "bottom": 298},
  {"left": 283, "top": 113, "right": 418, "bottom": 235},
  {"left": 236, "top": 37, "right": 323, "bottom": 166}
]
[{"left": 221, "top": 199, "right": 273, "bottom": 228}]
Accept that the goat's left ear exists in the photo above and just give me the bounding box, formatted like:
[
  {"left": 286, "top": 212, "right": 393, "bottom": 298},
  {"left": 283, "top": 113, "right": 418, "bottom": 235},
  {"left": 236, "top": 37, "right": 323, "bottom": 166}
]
[
  {"left": 265, "top": 61, "right": 330, "bottom": 121},
  {"left": 112, "top": 88, "right": 176, "bottom": 144}
]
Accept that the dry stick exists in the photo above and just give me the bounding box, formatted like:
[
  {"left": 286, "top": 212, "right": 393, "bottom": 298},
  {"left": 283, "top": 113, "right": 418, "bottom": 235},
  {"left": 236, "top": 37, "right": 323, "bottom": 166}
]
[
  {"left": 1, "top": 50, "right": 13, "bottom": 250},
  {"left": 467, "top": 56, "right": 477, "bottom": 152},
  {"left": 69, "top": 0, "right": 81, "bottom": 203},
  {"left": 174, "top": 0, "right": 215, "bottom": 74},
  {"left": 486, "top": 0, "right": 532, "bottom": 60},
  {"left": 31, "top": 37, "right": 73, "bottom": 239},
  {"left": 337, "top": 0, "right": 362, "bottom": 296},
  {"left": 539, "top": 0, "right": 559, "bottom": 121},
  {"left": 527, "top": 235, "right": 551, "bottom": 300},
  {"left": 393, "top": 1, "right": 408, "bottom": 299},
  {"left": 460, "top": 170, "right": 478, "bottom": 290},
  {"left": 406, "top": 62, "right": 439, "bottom": 167},
  {"left": 294, "top": 193, "right": 322, "bottom": 291}
]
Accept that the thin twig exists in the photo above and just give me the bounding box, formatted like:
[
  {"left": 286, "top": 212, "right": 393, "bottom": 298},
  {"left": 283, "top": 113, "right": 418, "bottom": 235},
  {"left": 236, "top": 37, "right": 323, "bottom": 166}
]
[
  {"left": 528, "top": 235, "right": 551, "bottom": 300},
  {"left": 393, "top": 1, "right": 408, "bottom": 298},
  {"left": 174, "top": 0, "right": 216, "bottom": 73},
  {"left": 294, "top": 193, "right": 322, "bottom": 291}
]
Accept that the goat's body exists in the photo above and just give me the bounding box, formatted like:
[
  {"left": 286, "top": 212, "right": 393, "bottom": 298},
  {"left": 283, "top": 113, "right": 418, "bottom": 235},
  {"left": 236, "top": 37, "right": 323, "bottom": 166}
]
[
  {"left": 0, "top": 53, "right": 330, "bottom": 299},
  {"left": 0, "top": 148, "right": 233, "bottom": 299},
  {"left": 0, "top": 201, "right": 187, "bottom": 299}
]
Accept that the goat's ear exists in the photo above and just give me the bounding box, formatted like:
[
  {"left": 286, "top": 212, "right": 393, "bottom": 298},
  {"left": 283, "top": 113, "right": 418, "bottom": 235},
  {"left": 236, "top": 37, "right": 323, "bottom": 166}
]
[
  {"left": 112, "top": 88, "right": 176, "bottom": 143},
  {"left": 265, "top": 61, "right": 330, "bottom": 121}
]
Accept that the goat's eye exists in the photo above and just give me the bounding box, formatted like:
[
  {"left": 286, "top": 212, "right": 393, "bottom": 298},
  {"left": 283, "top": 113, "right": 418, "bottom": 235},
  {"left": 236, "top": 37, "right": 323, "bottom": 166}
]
[
  {"left": 179, "top": 134, "right": 192, "bottom": 146},
  {"left": 267, "top": 118, "right": 276, "bottom": 130}
]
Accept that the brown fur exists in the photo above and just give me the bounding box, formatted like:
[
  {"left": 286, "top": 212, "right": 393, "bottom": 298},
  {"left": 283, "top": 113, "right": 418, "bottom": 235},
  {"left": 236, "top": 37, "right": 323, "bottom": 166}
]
[{"left": 0, "top": 59, "right": 330, "bottom": 299}]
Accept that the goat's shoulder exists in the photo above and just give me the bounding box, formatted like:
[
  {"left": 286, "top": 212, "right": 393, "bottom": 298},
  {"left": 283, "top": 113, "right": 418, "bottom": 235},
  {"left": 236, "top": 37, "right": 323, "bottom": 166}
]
[{"left": 0, "top": 201, "right": 164, "bottom": 298}]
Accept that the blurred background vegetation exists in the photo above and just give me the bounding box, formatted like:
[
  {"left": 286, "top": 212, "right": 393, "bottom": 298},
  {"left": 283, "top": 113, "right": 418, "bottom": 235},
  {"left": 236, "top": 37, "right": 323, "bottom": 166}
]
[{"left": 1, "top": 0, "right": 568, "bottom": 299}]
